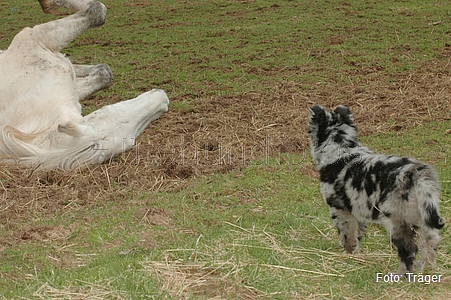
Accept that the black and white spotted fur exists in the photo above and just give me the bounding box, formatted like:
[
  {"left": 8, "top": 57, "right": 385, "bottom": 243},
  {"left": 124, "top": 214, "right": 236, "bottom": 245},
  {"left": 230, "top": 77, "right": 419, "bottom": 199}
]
[{"left": 308, "top": 105, "right": 446, "bottom": 275}]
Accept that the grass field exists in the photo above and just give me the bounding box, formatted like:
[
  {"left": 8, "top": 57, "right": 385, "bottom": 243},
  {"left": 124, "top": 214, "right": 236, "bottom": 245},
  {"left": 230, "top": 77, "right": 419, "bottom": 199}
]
[{"left": 0, "top": 0, "right": 450, "bottom": 299}]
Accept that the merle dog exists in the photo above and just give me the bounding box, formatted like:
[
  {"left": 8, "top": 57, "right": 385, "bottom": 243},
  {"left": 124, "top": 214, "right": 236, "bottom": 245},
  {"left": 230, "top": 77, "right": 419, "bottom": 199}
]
[{"left": 308, "top": 105, "right": 446, "bottom": 275}]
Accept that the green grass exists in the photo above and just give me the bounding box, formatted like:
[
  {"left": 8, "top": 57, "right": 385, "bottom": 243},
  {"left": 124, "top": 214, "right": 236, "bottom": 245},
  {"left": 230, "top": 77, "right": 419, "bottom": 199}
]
[{"left": 1, "top": 0, "right": 451, "bottom": 298}]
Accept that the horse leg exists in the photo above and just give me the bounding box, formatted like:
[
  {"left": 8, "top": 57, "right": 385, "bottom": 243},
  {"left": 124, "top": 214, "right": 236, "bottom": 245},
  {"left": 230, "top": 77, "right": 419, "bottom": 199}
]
[
  {"left": 39, "top": 0, "right": 95, "bottom": 13},
  {"left": 74, "top": 64, "right": 112, "bottom": 100},
  {"left": 33, "top": 0, "right": 107, "bottom": 52}
]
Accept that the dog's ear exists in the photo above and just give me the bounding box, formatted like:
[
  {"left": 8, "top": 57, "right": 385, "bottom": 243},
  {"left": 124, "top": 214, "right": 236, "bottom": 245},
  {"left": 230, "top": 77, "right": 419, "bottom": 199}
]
[
  {"left": 309, "top": 106, "right": 326, "bottom": 124},
  {"left": 334, "top": 105, "right": 354, "bottom": 126}
]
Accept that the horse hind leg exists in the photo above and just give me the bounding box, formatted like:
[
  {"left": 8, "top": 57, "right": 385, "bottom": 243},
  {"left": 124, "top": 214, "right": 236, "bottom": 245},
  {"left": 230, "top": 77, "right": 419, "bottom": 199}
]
[{"left": 34, "top": 0, "right": 107, "bottom": 52}]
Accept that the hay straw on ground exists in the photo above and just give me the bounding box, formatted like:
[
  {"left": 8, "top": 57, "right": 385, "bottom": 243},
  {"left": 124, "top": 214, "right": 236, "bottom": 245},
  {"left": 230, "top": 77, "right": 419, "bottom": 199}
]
[
  {"left": 32, "top": 282, "right": 127, "bottom": 300},
  {"left": 142, "top": 258, "right": 261, "bottom": 299}
]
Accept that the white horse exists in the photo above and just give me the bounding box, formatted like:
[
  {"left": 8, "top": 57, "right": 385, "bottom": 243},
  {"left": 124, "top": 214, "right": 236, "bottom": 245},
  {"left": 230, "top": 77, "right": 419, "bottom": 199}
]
[{"left": 0, "top": 0, "right": 169, "bottom": 170}]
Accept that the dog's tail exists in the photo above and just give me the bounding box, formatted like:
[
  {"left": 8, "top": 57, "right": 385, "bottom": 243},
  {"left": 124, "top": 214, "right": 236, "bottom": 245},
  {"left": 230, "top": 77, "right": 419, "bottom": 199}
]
[{"left": 415, "top": 165, "right": 446, "bottom": 229}]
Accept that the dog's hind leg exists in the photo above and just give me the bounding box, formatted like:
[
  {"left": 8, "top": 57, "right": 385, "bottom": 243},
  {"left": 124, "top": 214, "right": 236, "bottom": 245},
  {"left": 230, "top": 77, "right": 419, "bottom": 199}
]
[
  {"left": 389, "top": 221, "right": 418, "bottom": 275},
  {"left": 411, "top": 168, "right": 443, "bottom": 271},
  {"left": 330, "top": 208, "right": 360, "bottom": 254},
  {"left": 417, "top": 226, "right": 441, "bottom": 270}
]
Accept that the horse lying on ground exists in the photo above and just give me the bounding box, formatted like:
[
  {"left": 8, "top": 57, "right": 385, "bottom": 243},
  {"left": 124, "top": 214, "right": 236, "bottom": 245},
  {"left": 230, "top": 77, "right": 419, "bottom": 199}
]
[{"left": 0, "top": 0, "right": 169, "bottom": 170}]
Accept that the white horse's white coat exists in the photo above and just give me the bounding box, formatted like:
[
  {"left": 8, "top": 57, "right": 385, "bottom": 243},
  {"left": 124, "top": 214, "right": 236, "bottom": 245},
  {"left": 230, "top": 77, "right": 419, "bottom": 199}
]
[{"left": 0, "top": 0, "right": 169, "bottom": 169}]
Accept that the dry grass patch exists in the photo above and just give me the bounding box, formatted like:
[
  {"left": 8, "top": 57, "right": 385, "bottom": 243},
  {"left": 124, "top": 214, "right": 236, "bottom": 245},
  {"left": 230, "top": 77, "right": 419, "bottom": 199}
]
[
  {"left": 143, "top": 258, "right": 261, "bottom": 299},
  {"left": 32, "top": 281, "right": 127, "bottom": 300}
]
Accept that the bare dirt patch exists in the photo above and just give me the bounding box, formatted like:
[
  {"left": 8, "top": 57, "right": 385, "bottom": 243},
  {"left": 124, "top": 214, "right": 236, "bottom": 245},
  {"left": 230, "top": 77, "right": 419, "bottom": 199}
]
[{"left": 135, "top": 207, "right": 173, "bottom": 228}]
